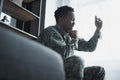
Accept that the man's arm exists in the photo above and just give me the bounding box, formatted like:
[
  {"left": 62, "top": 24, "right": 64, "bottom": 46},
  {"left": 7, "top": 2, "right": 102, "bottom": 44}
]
[
  {"left": 69, "top": 16, "right": 102, "bottom": 52},
  {"left": 76, "top": 31, "right": 100, "bottom": 52}
]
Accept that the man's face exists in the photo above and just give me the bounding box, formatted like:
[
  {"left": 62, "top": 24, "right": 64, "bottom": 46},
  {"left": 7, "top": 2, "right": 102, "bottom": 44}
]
[{"left": 62, "top": 11, "right": 75, "bottom": 32}]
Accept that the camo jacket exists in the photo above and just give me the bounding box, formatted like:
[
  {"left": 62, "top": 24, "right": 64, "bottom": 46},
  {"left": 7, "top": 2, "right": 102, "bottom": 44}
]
[{"left": 37, "top": 24, "right": 100, "bottom": 59}]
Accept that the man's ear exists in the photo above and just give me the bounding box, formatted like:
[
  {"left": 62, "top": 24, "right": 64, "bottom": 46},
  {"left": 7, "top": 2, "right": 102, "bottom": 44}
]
[{"left": 58, "top": 17, "right": 65, "bottom": 24}]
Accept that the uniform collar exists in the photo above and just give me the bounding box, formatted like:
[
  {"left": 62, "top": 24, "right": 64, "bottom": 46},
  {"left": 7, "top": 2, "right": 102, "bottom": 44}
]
[{"left": 55, "top": 24, "right": 69, "bottom": 38}]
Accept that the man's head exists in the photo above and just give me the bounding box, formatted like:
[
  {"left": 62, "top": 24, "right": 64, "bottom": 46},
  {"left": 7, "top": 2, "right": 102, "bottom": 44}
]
[{"left": 54, "top": 6, "right": 75, "bottom": 32}]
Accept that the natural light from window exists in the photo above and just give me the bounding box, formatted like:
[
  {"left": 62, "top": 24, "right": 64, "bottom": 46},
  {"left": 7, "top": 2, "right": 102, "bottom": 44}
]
[
  {"left": 70, "top": 0, "right": 120, "bottom": 66},
  {"left": 70, "top": 0, "right": 120, "bottom": 79}
]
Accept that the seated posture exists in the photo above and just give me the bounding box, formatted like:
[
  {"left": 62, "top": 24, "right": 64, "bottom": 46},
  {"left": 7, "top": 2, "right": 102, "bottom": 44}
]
[{"left": 37, "top": 6, "right": 105, "bottom": 80}]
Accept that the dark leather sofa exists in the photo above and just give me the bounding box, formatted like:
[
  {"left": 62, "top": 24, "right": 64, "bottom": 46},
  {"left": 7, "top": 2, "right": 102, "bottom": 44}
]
[{"left": 0, "top": 23, "right": 65, "bottom": 80}]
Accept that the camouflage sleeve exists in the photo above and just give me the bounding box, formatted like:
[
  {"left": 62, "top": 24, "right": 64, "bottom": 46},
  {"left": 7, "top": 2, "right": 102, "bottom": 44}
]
[{"left": 76, "top": 31, "right": 101, "bottom": 52}]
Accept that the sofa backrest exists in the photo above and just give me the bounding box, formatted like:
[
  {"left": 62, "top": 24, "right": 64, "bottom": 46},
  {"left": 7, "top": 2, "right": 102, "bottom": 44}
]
[{"left": 0, "top": 24, "right": 65, "bottom": 80}]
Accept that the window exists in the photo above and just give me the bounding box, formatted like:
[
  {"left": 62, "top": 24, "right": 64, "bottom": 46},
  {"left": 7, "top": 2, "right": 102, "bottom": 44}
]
[{"left": 70, "top": 0, "right": 120, "bottom": 79}]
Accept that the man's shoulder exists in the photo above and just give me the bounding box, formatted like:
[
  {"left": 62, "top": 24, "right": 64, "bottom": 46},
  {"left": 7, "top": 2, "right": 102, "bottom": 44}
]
[
  {"left": 42, "top": 25, "right": 59, "bottom": 34},
  {"left": 45, "top": 25, "right": 55, "bottom": 30}
]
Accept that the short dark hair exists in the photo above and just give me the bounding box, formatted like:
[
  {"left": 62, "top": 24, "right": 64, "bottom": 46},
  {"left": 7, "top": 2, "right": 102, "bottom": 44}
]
[{"left": 54, "top": 5, "right": 74, "bottom": 22}]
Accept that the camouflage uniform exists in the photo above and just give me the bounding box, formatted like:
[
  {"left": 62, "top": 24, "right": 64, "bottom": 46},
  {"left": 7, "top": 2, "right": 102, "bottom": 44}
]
[{"left": 37, "top": 25, "right": 105, "bottom": 80}]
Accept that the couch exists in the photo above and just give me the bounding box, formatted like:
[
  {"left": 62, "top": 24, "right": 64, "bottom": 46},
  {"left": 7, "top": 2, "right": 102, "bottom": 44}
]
[{"left": 0, "top": 23, "right": 65, "bottom": 80}]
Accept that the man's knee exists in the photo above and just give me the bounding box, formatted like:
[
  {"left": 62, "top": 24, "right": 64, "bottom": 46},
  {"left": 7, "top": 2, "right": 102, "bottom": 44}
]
[
  {"left": 64, "top": 55, "right": 84, "bottom": 80},
  {"left": 84, "top": 66, "right": 105, "bottom": 80}
]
